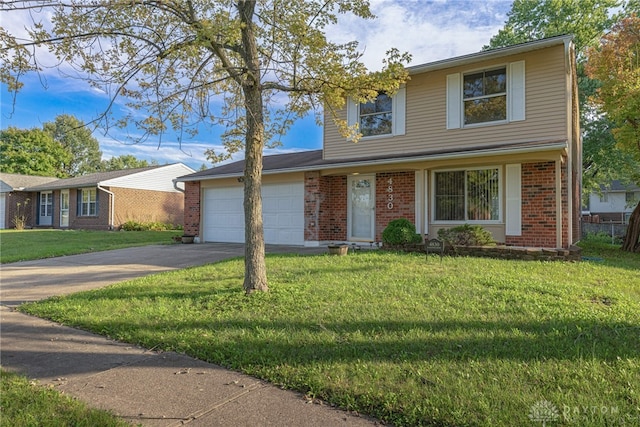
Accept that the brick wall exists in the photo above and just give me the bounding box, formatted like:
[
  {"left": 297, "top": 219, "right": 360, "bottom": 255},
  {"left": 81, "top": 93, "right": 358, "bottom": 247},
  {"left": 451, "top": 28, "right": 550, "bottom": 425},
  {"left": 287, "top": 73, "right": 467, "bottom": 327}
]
[
  {"left": 70, "top": 188, "right": 111, "bottom": 230},
  {"left": 506, "top": 161, "right": 558, "bottom": 247},
  {"left": 304, "top": 172, "right": 320, "bottom": 241},
  {"left": 184, "top": 181, "right": 201, "bottom": 237},
  {"left": 304, "top": 171, "right": 416, "bottom": 243},
  {"left": 4, "top": 192, "right": 33, "bottom": 229},
  {"left": 375, "top": 172, "right": 415, "bottom": 241},
  {"left": 112, "top": 187, "right": 184, "bottom": 227}
]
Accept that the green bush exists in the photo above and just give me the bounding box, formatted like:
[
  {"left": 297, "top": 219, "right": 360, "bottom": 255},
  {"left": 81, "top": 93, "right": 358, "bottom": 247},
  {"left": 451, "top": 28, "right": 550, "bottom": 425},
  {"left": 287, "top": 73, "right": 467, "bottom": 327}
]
[
  {"left": 437, "top": 224, "right": 495, "bottom": 246},
  {"left": 120, "top": 220, "right": 182, "bottom": 231},
  {"left": 382, "top": 218, "right": 422, "bottom": 245}
]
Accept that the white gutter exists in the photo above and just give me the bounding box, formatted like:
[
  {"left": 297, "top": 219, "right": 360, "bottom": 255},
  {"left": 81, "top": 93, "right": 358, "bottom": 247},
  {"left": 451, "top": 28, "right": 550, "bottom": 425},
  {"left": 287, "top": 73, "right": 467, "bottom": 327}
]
[
  {"left": 172, "top": 179, "right": 185, "bottom": 193},
  {"left": 97, "top": 184, "right": 115, "bottom": 230},
  {"left": 179, "top": 141, "right": 568, "bottom": 182}
]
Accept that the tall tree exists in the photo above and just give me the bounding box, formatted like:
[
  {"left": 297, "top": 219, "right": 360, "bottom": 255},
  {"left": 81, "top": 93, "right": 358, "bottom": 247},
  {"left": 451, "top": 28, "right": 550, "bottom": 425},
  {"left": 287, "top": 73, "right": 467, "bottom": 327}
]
[
  {"left": 43, "top": 114, "right": 102, "bottom": 176},
  {"left": 100, "top": 155, "right": 155, "bottom": 171},
  {"left": 586, "top": 13, "right": 640, "bottom": 252},
  {"left": 1, "top": 1, "right": 409, "bottom": 293},
  {"left": 484, "top": 0, "right": 637, "bottom": 196},
  {"left": 0, "top": 127, "right": 72, "bottom": 177}
]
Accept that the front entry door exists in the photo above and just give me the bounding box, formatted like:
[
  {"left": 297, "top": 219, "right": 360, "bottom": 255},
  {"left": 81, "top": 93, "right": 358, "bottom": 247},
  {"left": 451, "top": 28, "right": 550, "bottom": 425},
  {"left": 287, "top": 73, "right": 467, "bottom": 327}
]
[
  {"left": 39, "top": 191, "right": 53, "bottom": 226},
  {"left": 348, "top": 175, "right": 375, "bottom": 241},
  {"left": 60, "top": 190, "right": 69, "bottom": 227}
]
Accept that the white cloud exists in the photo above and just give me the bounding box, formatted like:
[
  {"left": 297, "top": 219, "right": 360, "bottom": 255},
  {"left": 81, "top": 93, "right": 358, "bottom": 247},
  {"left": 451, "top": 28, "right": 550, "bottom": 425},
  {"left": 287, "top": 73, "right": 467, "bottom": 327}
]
[
  {"left": 328, "top": 0, "right": 511, "bottom": 69},
  {"left": 2, "top": 0, "right": 513, "bottom": 169}
]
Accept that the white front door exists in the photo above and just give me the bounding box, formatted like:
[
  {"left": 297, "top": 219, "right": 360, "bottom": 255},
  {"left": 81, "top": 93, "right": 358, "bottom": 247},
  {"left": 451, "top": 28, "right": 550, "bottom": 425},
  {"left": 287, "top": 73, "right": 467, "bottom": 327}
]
[
  {"left": 348, "top": 175, "right": 376, "bottom": 241},
  {"left": 39, "top": 191, "right": 53, "bottom": 226},
  {"left": 60, "top": 190, "right": 69, "bottom": 227}
]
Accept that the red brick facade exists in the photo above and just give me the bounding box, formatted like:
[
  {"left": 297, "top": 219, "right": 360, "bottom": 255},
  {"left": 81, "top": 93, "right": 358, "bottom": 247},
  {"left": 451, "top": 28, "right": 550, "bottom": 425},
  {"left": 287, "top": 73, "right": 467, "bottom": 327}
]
[
  {"left": 505, "top": 160, "right": 570, "bottom": 248},
  {"left": 19, "top": 187, "right": 184, "bottom": 230},
  {"left": 375, "top": 172, "right": 416, "bottom": 241},
  {"left": 191, "top": 160, "right": 573, "bottom": 248},
  {"left": 183, "top": 181, "right": 201, "bottom": 236}
]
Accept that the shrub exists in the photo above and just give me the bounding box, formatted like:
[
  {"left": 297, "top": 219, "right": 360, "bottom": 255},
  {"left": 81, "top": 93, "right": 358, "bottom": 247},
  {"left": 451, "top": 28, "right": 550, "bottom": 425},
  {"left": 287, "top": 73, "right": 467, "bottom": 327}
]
[
  {"left": 437, "top": 224, "right": 495, "bottom": 246},
  {"left": 120, "top": 221, "right": 182, "bottom": 231},
  {"left": 382, "top": 218, "right": 422, "bottom": 245},
  {"left": 12, "top": 198, "right": 30, "bottom": 230}
]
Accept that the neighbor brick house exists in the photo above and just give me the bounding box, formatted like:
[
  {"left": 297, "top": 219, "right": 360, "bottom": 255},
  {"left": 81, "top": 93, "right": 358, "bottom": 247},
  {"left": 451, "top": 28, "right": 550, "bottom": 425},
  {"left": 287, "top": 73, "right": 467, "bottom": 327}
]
[
  {"left": 7, "top": 164, "right": 194, "bottom": 230},
  {"left": 178, "top": 35, "right": 581, "bottom": 249},
  {"left": 0, "top": 173, "right": 58, "bottom": 229}
]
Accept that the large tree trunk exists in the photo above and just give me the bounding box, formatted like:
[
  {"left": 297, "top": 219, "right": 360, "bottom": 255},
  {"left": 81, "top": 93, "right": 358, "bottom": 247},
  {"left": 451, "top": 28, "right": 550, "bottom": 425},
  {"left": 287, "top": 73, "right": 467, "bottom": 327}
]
[
  {"left": 622, "top": 200, "right": 640, "bottom": 252},
  {"left": 239, "top": 0, "right": 268, "bottom": 293}
]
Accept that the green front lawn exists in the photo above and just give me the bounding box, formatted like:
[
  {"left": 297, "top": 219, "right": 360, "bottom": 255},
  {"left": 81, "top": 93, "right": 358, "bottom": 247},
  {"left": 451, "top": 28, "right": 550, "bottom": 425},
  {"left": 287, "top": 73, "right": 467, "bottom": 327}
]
[
  {"left": 0, "top": 370, "right": 130, "bottom": 427},
  {"left": 0, "top": 229, "right": 179, "bottom": 263},
  {"left": 19, "top": 241, "right": 640, "bottom": 426}
]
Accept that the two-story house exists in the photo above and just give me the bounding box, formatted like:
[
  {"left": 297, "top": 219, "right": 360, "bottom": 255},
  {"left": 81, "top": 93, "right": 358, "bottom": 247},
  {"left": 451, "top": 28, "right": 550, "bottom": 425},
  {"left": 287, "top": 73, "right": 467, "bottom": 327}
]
[{"left": 178, "top": 35, "right": 581, "bottom": 249}]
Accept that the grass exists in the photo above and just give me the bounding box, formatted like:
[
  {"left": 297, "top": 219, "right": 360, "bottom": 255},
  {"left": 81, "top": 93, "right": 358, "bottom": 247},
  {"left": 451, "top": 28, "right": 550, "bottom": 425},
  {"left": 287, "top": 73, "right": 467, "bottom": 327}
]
[
  {"left": 0, "top": 229, "right": 180, "bottom": 263},
  {"left": 0, "top": 370, "right": 130, "bottom": 427},
  {"left": 18, "top": 239, "right": 640, "bottom": 426}
]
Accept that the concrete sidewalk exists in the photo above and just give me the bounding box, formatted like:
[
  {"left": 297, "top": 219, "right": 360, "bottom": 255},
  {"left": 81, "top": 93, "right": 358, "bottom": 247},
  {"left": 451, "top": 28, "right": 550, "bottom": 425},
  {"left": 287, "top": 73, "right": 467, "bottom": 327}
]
[{"left": 1, "top": 243, "right": 381, "bottom": 426}]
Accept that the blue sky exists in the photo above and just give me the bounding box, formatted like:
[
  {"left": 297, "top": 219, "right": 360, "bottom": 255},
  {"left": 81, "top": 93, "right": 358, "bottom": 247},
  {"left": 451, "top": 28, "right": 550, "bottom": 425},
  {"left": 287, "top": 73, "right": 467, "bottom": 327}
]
[{"left": 0, "top": 1, "right": 513, "bottom": 170}]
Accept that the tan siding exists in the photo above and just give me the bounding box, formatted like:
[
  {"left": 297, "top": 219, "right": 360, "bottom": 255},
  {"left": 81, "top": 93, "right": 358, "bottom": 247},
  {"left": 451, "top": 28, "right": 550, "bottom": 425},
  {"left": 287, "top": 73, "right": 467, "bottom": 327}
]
[{"left": 324, "top": 45, "right": 568, "bottom": 160}]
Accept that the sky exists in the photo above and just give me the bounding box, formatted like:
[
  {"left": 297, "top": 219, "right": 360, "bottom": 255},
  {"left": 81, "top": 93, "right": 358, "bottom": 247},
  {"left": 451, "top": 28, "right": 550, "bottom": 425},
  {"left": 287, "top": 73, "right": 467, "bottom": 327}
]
[{"left": 0, "top": 0, "right": 513, "bottom": 171}]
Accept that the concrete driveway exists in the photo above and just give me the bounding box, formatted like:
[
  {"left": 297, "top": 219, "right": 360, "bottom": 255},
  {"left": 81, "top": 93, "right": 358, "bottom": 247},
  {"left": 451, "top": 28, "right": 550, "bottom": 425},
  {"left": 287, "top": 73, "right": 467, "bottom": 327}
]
[
  {"left": 0, "top": 242, "right": 381, "bottom": 427},
  {"left": 0, "top": 243, "right": 325, "bottom": 307}
]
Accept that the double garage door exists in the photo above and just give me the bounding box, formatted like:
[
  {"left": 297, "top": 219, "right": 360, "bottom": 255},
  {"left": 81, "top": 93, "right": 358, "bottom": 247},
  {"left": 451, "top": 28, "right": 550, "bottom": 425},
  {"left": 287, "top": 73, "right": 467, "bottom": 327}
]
[{"left": 202, "top": 182, "right": 304, "bottom": 245}]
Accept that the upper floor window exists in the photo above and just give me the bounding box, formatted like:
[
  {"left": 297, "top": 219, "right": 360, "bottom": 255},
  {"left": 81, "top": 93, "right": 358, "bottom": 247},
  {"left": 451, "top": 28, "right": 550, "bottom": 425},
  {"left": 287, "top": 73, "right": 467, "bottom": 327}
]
[
  {"left": 359, "top": 93, "right": 392, "bottom": 137},
  {"left": 346, "top": 87, "right": 406, "bottom": 140},
  {"left": 79, "top": 188, "right": 97, "bottom": 216},
  {"left": 463, "top": 68, "right": 507, "bottom": 125},
  {"left": 446, "top": 61, "right": 525, "bottom": 129}
]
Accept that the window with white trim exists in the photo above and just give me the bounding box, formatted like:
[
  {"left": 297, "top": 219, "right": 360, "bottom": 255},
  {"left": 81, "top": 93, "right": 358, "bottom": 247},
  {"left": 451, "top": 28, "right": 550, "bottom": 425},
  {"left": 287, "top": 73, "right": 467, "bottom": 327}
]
[
  {"left": 463, "top": 67, "right": 507, "bottom": 125},
  {"left": 434, "top": 168, "right": 500, "bottom": 222},
  {"left": 79, "top": 188, "right": 97, "bottom": 216},
  {"left": 346, "top": 86, "right": 406, "bottom": 139},
  {"left": 359, "top": 93, "right": 392, "bottom": 137},
  {"left": 446, "top": 61, "right": 525, "bottom": 129}
]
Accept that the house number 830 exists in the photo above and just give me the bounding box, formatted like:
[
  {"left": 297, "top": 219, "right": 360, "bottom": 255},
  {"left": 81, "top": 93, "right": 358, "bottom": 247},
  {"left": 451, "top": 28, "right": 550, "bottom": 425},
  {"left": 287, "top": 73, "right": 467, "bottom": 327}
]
[{"left": 387, "top": 178, "right": 394, "bottom": 210}]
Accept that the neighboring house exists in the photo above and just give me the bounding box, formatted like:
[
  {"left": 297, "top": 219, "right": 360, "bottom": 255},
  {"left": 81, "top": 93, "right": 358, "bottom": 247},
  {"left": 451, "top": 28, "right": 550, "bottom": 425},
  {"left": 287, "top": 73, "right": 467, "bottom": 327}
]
[
  {"left": 0, "top": 173, "right": 58, "bottom": 229},
  {"left": 3, "top": 164, "right": 194, "bottom": 230},
  {"left": 178, "top": 35, "right": 581, "bottom": 249},
  {"left": 583, "top": 181, "right": 640, "bottom": 224}
]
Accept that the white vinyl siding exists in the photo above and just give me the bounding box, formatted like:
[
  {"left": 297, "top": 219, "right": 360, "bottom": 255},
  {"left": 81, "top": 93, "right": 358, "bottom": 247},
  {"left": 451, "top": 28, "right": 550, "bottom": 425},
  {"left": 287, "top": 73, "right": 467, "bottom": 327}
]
[
  {"left": 102, "top": 163, "right": 194, "bottom": 192},
  {"left": 324, "top": 46, "right": 566, "bottom": 161},
  {"left": 505, "top": 164, "right": 522, "bottom": 236}
]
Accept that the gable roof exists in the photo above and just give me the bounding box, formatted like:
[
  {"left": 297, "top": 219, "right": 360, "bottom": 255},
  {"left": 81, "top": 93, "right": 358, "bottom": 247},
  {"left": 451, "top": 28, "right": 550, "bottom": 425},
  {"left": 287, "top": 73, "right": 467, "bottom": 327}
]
[
  {"left": 24, "top": 166, "right": 162, "bottom": 191},
  {"left": 0, "top": 173, "right": 59, "bottom": 192},
  {"left": 600, "top": 180, "right": 640, "bottom": 192},
  {"left": 407, "top": 34, "right": 573, "bottom": 75}
]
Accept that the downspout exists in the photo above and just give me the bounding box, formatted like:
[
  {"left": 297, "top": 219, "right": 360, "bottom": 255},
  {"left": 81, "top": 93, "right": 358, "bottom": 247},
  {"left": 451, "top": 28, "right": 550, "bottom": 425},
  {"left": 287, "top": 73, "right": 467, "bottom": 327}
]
[
  {"left": 172, "top": 179, "right": 185, "bottom": 193},
  {"left": 97, "top": 184, "right": 115, "bottom": 230}
]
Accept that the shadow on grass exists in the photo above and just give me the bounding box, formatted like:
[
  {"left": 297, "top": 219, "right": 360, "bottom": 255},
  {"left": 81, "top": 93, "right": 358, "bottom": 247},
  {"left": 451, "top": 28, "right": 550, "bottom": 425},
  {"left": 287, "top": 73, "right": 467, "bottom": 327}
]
[{"left": 24, "top": 311, "right": 639, "bottom": 365}]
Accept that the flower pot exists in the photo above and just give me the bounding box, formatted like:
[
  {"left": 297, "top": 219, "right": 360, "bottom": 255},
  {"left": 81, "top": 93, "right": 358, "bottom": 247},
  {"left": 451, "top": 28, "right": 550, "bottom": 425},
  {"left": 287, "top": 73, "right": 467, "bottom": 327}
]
[
  {"left": 328, "top": 245, "right": 348, "bottom": 255},
  {"left": 181, "top": 235, "right": 195, "bottom": 244}
]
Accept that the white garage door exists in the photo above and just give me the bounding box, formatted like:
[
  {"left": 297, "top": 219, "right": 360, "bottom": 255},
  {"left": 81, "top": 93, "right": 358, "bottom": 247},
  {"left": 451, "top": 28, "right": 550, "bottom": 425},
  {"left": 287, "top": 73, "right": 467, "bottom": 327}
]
[
  {"left": 203, "top": 182, "right": 304, "bottom": 245},
  {"left": 0, "top": 194, "right": 5, "bottom": 229}
]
